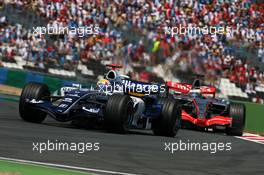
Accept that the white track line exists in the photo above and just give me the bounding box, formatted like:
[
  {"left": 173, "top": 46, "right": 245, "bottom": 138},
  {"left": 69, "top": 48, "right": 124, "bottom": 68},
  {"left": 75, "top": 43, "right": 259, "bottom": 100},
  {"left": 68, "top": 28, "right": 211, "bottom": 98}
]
[
  {"left": 235, "top": 136, "right": 264, "bottom": 145},
  {"left": 235, "top": 133, "right": 264, "bottom": 145},
  {"left": 242, "top": 133, "right": 259, "bottom": 137},
  {"left": 0, "top": 156, "right": 138, "bottom": 175}
]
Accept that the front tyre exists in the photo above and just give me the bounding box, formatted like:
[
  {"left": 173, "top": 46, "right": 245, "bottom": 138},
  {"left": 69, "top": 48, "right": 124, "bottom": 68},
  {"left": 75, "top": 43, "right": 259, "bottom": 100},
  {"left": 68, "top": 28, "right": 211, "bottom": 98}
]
[
  {"left": 226, "top": 103, "right": 246, "bottom": 136},
  {"left": 152, "top": 98, "right": 181, "bottom": 137},
  {"left": 105, "top": 94, "right": 133, "bottom": 134},
  {"left": 19, "top": 82, "right": 50, "bottom": 123}
]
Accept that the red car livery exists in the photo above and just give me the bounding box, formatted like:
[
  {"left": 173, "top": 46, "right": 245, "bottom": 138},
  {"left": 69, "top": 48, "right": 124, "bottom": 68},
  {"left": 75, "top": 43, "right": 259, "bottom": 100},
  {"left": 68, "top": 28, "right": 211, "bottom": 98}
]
[{"left": 167, "top": 79, "right": 246, "bottom": 136}]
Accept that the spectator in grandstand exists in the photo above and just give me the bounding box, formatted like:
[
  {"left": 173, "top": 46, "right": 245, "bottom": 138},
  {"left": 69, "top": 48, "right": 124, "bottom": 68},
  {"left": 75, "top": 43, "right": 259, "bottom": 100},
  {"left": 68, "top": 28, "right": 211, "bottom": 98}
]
[
  {"left": 258, "top": 46, "right": 264, "bottom": 63},
  {"left": 1, "top": 0, "right": 263, "bottom": 89},
  {"left": 0, "top": 16, "right": 6, "bottom": 27}
]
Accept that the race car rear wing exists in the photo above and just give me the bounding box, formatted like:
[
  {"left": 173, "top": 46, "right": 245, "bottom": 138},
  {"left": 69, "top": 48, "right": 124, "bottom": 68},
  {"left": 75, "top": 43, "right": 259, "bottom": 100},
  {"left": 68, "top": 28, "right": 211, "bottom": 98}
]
[
  {"left": 106, "top": 64, "right": 123, "bottom": 70},
  {"left": 166, "top": 81, "right": 216, "bottom": 96}
]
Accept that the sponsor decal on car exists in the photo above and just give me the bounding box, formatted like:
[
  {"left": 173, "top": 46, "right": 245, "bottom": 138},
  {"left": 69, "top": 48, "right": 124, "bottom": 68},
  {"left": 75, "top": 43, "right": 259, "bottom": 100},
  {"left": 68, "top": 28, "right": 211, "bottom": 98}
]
[
  {"left": 58, "top": 104, "right": 68, "bottom": 108},
  {"left": 82, "top": 107, "right": 100, "bottom": 113},
  {"left": 67, "top": 94, "right": 81, "bottom": 98},
  {"left": 61, "top": 87, "right": 77, "bottom": 92},
  {"left": 62, "top": 98, "right": 73, "bottom": 103},
  {"left": 28, "top": 99, "right": 44, "bottom": 104}
]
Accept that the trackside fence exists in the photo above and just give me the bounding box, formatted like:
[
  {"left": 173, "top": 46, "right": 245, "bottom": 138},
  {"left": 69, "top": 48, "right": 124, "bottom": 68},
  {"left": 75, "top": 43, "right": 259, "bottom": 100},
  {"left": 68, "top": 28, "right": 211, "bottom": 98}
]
[{"left": 0, "top": 68, "right": 94, "bottom": 92}]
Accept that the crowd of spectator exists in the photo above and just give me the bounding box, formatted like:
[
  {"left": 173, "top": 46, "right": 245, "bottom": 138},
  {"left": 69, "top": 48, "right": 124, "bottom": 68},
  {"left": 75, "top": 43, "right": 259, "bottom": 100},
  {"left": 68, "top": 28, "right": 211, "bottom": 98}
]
[
  {"left": 0, "top": 16, "right": 74, "bottom": 70},
  {"left": 0, "top": 0, "right": 263, "bottom": 96}
]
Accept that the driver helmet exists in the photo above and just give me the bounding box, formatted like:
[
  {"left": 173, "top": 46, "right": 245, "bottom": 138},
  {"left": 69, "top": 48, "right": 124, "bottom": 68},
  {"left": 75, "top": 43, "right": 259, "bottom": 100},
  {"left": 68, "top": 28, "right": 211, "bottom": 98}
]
[{"left": 97, "top": 79, "right": 110, "bottom": 90}]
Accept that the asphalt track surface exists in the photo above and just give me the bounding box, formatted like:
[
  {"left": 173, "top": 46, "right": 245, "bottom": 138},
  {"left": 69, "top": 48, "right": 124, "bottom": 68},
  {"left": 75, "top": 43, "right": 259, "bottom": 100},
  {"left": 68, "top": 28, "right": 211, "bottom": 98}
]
[{"left": 0, "top": 99, "right": 264, "bottom": 175}]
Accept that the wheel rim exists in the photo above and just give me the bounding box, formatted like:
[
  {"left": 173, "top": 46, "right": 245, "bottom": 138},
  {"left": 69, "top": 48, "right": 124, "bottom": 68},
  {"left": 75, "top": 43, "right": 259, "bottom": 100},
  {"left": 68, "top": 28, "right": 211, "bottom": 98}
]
[{"left": 122, "top": 101, "right": 133, "bottom": 130}]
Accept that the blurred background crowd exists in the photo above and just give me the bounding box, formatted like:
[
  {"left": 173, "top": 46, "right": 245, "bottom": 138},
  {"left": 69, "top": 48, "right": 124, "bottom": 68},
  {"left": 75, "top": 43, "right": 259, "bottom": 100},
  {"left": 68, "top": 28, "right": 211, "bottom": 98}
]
[{"left": 0, "top": 0, "right": 263, "bottom": 102}]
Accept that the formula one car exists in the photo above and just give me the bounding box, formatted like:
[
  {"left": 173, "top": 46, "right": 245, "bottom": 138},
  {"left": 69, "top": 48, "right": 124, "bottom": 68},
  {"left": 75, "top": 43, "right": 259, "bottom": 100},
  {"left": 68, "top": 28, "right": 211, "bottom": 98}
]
[
  {"left": 19, "top": 64, "right": 181, "bottom": 137},
  {"left": 166, "top": 79, "right": 246, "bottom": 136}
]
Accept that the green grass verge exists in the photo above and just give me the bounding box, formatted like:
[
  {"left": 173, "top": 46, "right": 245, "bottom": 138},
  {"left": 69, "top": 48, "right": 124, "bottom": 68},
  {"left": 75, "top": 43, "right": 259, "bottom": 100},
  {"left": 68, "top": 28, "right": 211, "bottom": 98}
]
[
  {"left": 242, "top": 101, "right": 264, "bottom": 133},
  {"left": 0, "top": 160, "right": 92, "bottom": 175}
]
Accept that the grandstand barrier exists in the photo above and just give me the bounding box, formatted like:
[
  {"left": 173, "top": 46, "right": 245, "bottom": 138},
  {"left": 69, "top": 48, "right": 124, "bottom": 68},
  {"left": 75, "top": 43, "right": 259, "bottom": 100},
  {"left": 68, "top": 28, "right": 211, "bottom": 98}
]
[{"left": 0, "top": 67, "right": 95, "bottom": 92}]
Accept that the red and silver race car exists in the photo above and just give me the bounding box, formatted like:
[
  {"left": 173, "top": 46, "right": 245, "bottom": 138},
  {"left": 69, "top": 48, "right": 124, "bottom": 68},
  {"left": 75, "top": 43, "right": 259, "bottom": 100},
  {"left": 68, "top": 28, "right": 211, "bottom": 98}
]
[{"left": 166, "top": 79, "right": 246, "bottom": 136}]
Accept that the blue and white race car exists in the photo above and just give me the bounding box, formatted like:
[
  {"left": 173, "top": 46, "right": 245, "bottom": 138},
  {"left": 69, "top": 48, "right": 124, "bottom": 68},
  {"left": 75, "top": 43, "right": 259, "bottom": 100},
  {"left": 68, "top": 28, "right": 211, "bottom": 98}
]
[{"left": 19, "top": 64, "right": 181, "bottom": 137}]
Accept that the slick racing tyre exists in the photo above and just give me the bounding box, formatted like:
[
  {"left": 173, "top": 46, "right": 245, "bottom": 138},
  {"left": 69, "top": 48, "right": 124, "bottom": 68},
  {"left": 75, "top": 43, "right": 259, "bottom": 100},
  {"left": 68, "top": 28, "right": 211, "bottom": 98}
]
[
  {"left": 226, "top": 103, "right": 246, "bottom": 136},
  {"left": 105, "top": 94, "right": 133, "bottom": 134},
  {"left": 152, "top": 98, "right": 181, "bottom": 137},
  {"left": 19, "top": 82, "right": 50, "bottom": 123}
]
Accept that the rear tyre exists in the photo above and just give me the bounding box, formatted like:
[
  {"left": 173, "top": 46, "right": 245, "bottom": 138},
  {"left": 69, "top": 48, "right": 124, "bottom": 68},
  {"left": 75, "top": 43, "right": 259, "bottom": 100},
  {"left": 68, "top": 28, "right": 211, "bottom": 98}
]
[
  {"left": 105, "top": 94, "right": 133, "bottom": 134},
  {"left": 152, "top": 98, "right": 181, "bottom": 137},
  {"left": 226, "top": 103, "right": 246, "bottom": 136},
  {"left": 19, "top": 82, "right": 50, "bottom": 123}
]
